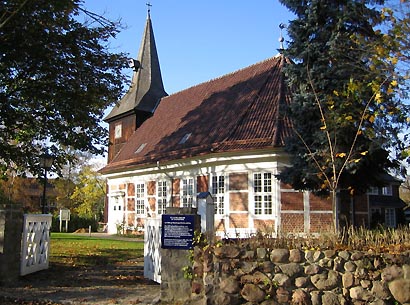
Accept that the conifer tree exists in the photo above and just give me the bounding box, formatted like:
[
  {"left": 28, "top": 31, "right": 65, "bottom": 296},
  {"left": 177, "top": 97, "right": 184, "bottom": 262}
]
[{"left": 278, "top": 0, "right": 409, "bottom": 229}]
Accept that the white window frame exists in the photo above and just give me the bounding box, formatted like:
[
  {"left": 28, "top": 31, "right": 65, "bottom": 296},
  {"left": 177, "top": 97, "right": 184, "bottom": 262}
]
[
  {"left": 211, "top": 174, "right": 226, "bottom": 215},
  {"left": 253, "top": 172, "right": 273, "bottom": 215},
  {"left": 114, "top": 124, "right": 122, "bottom": 139},
  {"left": 157, "top": 180, "right": 168, "bottom": 215},
  {"left": 181, "top": 178, "right": 195, "bottom": 208},
  {"left": 385, "top": 208, "right": 396, "bottom": 228},
  {"left": 134, "top": 183, "right": 145, "bottom": 215},
  {"left": 367, "top": 187, "right": 379, "bottom": 195},
  {"left": 382, "top": 185, "right": 392, "bottom": 196}
]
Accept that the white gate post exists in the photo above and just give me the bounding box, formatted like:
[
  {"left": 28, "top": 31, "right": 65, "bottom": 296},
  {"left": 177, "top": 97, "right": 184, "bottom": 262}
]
[
  {"left": 20, "top": 214, "right": 52, "bottom": 276},
  {"left": 144, "top": 217, "right": 161, "bottom": 283}
]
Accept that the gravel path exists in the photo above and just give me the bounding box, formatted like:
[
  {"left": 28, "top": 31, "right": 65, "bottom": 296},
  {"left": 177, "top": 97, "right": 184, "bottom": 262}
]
[{"left": 0, "top": 257, "right": 161, "bottom": 305}]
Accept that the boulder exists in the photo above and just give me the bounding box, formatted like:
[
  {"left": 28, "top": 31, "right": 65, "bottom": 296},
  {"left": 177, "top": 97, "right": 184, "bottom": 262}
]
[
  {"left": 241, "top": 283, "right": 266, "bottom": 303},
  {"left": 388, "top": 279, "right": 410, "bottom": 304},
  {"left": 270, "top": 249, "right": 289, "bottom": 263},
  {"left": 311, "top": 270, "right": 340, "bottom": 290}
]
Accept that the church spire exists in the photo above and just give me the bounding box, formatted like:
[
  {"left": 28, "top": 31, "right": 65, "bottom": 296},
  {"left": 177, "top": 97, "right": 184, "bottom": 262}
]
[{"left": 105, "top": 8, "right": 167, "bottom": 122}]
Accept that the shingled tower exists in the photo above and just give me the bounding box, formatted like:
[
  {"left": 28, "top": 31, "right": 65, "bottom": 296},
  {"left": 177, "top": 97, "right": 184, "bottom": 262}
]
[{"left": 104, "top": 10, "right": 167, "bottom": 162}]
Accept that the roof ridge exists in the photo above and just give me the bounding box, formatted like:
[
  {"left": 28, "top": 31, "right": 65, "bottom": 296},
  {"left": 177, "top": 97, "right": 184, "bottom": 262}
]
[{"left": 167, "top": 56, "right": 280, "bottom": 96}]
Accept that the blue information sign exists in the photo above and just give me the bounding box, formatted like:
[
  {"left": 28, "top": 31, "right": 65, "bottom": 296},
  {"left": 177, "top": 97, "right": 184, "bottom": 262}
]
[{"left": 161, "top": 214, "right": 195, "bottom": 250}]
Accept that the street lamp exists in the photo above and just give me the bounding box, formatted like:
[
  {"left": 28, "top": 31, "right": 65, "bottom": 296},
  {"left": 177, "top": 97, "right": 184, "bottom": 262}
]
[{"left": 39, "top": 153, "right": 53, "bottom": 214}]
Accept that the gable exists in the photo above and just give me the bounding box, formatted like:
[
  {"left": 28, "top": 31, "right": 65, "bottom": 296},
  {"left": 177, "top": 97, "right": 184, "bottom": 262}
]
[{"left": 101, "top": 55, "right": 292, "bottom": 174}]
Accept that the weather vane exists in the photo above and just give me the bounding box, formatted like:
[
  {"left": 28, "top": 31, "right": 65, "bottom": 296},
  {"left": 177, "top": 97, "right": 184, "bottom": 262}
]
[
  {"left": 279, "top": 23, "right": 286, "bottom": 51},
  {"left": 146, "top": 2, "right": 152, "bottom": 14}
]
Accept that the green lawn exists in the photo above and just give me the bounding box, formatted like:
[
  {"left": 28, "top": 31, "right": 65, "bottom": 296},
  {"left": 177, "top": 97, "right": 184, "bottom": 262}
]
[{"left": 50, "top": 233, "right": 144, "bottom": 267}]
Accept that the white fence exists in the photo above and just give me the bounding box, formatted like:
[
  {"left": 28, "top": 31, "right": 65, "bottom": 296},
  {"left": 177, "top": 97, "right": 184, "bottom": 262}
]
[
  {"left": 144, "top": 217, "right": 162, "bottom": 283},
  {"left": 20, "top": 214, "right": 52, "bottom": 276}
]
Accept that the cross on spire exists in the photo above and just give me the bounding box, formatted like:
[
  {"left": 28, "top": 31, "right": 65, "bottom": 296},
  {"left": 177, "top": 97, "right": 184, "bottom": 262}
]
[{"left": 146, "top": 2, "right": 152, "bottom": 14}]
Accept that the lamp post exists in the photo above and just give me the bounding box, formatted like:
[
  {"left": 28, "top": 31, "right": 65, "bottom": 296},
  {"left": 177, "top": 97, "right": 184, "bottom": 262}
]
[{"left": 39, "top": 153, "right": 53, "bottom": 214}]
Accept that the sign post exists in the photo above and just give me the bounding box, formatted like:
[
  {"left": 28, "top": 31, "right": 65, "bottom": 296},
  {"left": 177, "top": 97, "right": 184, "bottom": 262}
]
[
  {"left": 59, "top": 209, "right": 70, "bottom": 232},
  {"left": 161, "top": 214, "right": 195, "bottom": 250}
]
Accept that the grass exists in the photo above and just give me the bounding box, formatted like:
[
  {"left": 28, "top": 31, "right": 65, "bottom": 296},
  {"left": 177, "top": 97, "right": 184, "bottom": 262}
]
[{"left": 50, "top": 233, "right": 144, "bottom": 267}]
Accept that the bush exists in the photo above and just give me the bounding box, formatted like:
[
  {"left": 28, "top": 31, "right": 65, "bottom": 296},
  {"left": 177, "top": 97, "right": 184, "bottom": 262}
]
[{"left": 51, "top": 214, "right": 98, "bottom": 233}]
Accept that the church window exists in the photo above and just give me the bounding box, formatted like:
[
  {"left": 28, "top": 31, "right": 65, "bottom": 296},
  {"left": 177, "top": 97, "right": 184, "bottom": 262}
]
[
  {"left": 181, "top": 178, "right": 195, "bottom": 207},
  {"left": 211, "top": 175, "right": 225, "bottom": 215},
  {"left": 157, "top": 180, "right": 168, "bottom": 214},
  {"left": 114, "top": 124, "right": 122, "bottom": 139},
  {"left": 135, "top": 183, "right": 145, "bottom": 215},
  {"left": 254, "top": 172, "right": 273, "bottom": 215}
]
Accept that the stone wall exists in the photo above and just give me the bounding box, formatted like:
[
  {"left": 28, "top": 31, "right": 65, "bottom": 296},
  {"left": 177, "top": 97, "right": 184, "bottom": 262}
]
[
  {"left": 187, "top": 243, "right": 410, "bottom": 305},
  {"left": 0, "top": 204, "right": 23, "bottom": 285}
]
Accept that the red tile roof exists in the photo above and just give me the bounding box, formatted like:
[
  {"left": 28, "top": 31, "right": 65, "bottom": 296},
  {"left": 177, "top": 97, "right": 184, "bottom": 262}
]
[{"left": 100, "top": 55, "right": 293, "bottom": 174}]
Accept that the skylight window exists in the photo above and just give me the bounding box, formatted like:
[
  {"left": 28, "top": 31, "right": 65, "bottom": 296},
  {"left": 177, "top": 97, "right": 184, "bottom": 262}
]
[
  {"left": 179, "top": 133, "right": 192, "bottom": 144},
  {"left": 135, "top": 143, "right": 147, "bottom": 154}
]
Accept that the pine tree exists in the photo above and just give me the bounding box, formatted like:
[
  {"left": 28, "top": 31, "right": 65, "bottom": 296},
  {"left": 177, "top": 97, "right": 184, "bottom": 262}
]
[{"left": 278, "top": 0, "right": 409, "bottom": 229}]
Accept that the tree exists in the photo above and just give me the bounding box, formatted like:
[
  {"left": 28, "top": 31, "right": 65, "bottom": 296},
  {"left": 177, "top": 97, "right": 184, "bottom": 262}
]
[
  {"left": 0, "top": 0, "right": 127, "bottom": 177},
  {"left": 277, "top": 0, "right": 410, "bottom": 229},
  {"left": 70, "top": 165, "right": 105, "bottom": 219}
]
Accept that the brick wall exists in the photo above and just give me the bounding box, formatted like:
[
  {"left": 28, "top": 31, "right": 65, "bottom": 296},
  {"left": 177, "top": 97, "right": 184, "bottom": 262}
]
[{"left": 280, "top": 213, "right": 304, "bottom": 233}]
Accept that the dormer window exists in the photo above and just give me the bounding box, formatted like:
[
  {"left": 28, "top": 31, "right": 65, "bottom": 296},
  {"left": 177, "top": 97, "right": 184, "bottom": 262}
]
[
  {"left": 179, "top": 133, "right": 191, "bottom": 144},
  {"left": 135, "top": 143, "right": 147, "bottom": 154},
  {"left": 382, "top": 185, "right": 392, "bottom": 196},
  {"left": 368, "top": 187, "right": 379, "bottom": 195},
  {"left": 114, "top": 124, "right": 122, "bottom": 139}
]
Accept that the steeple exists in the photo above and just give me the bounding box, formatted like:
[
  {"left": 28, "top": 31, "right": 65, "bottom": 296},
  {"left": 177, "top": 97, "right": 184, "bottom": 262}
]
[
  {"left": 105, "top": 9, "right": 167, "bottom": 163},
  {"left": 104, "top": 11, "right": 167, "bottom": 122}
]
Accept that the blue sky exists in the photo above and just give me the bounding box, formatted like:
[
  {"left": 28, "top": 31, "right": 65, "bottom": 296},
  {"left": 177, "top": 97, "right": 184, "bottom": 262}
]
[{"left": 82, "top": 0, "right": 295, "bottom": 95}]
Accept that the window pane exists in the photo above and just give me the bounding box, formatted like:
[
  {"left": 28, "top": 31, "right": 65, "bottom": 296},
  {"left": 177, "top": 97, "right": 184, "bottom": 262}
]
[{"left": 254, "top": 173, "right": 262, "bottom": 192}]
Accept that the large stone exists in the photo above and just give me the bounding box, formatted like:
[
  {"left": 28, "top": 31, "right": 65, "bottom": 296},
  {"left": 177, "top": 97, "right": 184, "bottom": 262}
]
[
  {"left": 289, "top": 249, "right": 304, "bottom": 263},
  {"left": 262, "top": 261, "right": 275, "bottom": 273},
  {"left": 324, "top": 249, "right": 336, "bottom": 258},
  {"left": 338, "top": 251, "right": 350, "bottom": 261},
  {"left": 214, "top": 245, "right": 241, "bottom": 258},
  {"left": 403, "top": 265, "right": 410, "bottom": 279},
  {"left": 349, "top": 286, "right": 374, "bottom": 302},
  {"left": 295, "top": 276, "right": 309, "bottom": 288},
  {"left": 241, "top": 283, "right": 266, "bottom": 303},
  {"left": 371, "top": 281, "right": 391, "bottom": 300},
  {"left": 310, "top": 291, "right": 321, "bottom": 305},
  {"left": 388, "top": 279, "right": 410, "bottom": 304},
  {"left": 292, "top": 289, "right": 312, "bottom": 305},
  {"left": 273, "top": 273, "right": 291, "bottom": 287},
  {"left": 279, "top": 263, "right": 303, "bottom": 278},
  {"left": 342, "top": 272, "right": 355, "bottom": 288},
  {"left": 276, "top": 286, "right": 290, "bottom": 303},
  {"left": 344, "top": 261, "right": 356, "bottom": 272},
  {"left": 213, "top": 292, "right": 242, "bottom": 305},
  {"left": 322, "top": 291, "right": 341, "bottom": 305},
  {"left": 381, "top": 265, "right": 403, "bottom": 282},
  {"left": 252, "top": 271, "right": 271, "bottom": 286},
  {"left": 270, "top": 249, "right": 289, "bottom": 263},
  {"left": 257, "top": 248, "right": 268, "bottom": 260},
  {"left": 241, "top": 261, "right": 258, "bottom": 273},
  {"left": 220, "top": 277, "right": 240, "bottom": 294},
  {"left": 350, "top": 252, "right": 364, "bottom": 261},
  {"left": 311, "top": 270, "right": 340, "bottom": 290},
  {"left": 305, "top": 264, "right": 321, "bottom": 275}
]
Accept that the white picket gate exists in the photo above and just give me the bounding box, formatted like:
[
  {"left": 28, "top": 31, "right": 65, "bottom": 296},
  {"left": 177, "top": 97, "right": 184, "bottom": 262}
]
[
  {"left": 20, "top": 214, "right": 52, "bottom": 276},
  {"left": 144, "top": 217, "right": 162, "bottom": 283}
]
